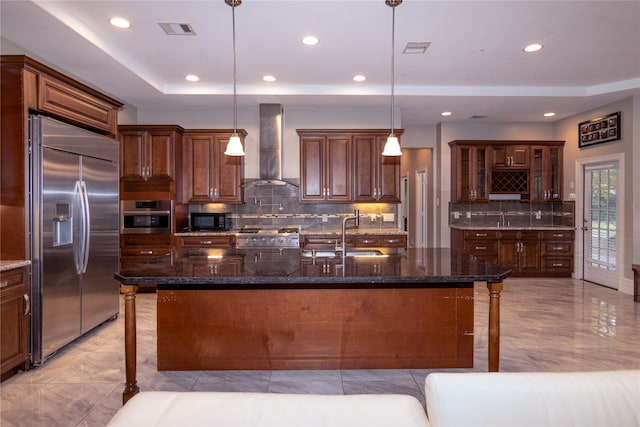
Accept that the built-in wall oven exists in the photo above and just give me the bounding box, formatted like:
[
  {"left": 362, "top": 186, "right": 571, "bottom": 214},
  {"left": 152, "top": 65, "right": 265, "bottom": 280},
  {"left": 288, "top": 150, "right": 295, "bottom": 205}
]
[{"left": 120, "top": 200, "right": 172, "bottom": 234}]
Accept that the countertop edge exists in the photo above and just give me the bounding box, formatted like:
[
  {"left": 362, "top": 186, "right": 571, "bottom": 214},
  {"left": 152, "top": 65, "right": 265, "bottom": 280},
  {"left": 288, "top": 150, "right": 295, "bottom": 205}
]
[
  {"left": 0, "top": 260, "right": 31, "bottom": 272},
  {"left": 450, "top": 225, "right": 575, "bottom": 231}
]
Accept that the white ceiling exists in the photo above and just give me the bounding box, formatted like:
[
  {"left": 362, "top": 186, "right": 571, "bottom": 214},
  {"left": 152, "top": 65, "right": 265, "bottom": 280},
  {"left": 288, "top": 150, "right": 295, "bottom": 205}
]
[{"left": 1, "top": 0, "right": 639, "bottom": 126}]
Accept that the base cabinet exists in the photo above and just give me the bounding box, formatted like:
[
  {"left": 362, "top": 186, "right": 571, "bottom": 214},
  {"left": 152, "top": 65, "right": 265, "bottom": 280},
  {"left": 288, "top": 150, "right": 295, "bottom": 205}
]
[
  {"left": 120, "top": 234, "right": 172, "bottom": 292},
  {"left": 1, "top": 266, "right": 30, "bottom": 377},
  {"left": 452, "top": 228, "right": 574, "bottom": 277}
]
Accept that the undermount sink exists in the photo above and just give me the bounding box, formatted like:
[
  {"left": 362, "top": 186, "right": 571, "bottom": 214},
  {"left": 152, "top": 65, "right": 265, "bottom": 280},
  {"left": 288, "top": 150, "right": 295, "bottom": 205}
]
[{"left": 301, "top": 249, "right": 385, "bottom": 258}]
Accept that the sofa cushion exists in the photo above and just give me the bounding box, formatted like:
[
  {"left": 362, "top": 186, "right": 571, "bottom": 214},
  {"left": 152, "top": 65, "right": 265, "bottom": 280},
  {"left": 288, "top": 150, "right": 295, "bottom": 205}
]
[
  {"left": 108, "top": 391, "right": 430, "bottom": 426},
  {"left": 425, "top": 370, "right": 640, "bottom": 427}
]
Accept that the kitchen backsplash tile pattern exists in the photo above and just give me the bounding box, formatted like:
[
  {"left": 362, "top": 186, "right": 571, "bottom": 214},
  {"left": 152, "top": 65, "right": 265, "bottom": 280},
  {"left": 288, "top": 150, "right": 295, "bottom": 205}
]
[
  {"left": 189, "top": 179, "right": 400, "bottom": 231},
  {"left": 449, "top": 201, "right": 575, "bottom": 228}
]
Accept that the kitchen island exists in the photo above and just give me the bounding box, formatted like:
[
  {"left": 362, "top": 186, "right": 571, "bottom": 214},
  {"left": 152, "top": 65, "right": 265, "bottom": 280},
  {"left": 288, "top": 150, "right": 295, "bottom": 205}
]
[{"left": 115, "top": 248, "right": 510, "bottom": 403}]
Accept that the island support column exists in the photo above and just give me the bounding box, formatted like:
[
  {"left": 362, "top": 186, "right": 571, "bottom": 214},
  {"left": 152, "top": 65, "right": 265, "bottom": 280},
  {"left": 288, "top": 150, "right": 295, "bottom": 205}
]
[
  {"left": 120, "top": 284, "right": 139, "bottom": 404},
  {"left": 487, "top": 281, "right": 504, "bottom": 372}
]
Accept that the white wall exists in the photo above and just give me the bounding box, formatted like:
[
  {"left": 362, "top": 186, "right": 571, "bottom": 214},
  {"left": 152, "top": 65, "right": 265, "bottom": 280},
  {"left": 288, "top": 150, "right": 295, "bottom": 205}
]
[{"left": 553, "top": 96, "right": 636, "bottom": 293}]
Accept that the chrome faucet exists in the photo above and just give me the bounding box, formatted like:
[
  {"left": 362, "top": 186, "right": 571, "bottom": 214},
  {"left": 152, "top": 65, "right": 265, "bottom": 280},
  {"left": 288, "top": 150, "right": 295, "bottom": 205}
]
[{"left": 341, "top": 209, "right": 360, "bottom": 256}]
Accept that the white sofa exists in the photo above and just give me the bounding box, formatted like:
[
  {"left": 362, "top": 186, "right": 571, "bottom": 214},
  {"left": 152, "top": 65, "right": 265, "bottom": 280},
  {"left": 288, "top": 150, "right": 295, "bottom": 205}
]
[
  {"left": 108, "top": 370, "right": 639, "bottom": 427},
  {"left": 425, "top": 370, "right": 640, "bottom": 427},
  {"left": 107, "top": 391, "right": 429, "bottom": 427}
]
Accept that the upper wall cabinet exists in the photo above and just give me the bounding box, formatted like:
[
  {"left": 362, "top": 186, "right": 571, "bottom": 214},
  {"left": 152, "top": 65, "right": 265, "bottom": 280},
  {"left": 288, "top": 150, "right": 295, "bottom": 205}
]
[
  {"left": 353, "top": 133, "right": 401, "bottom": 203},
  {"left": 118, "top": 125, "right": 183, "bottom": 194},
  {"left": 181, "top": 130, "right": 245, "bottom": 204},
  {"left": 449, "top": 140, "right": 564, "bottom": 202},
  {"left": 298, "top": 129, "right": 402, "bottom": 204},
  {"left": 299, "top": 132, "right": 352, "bottom": 202},
  {"left": 491, "top": 145, "right": 530, "bottom": 169},
  {"left": 450, "top": 144, "right": 490, "bottom": 202}
]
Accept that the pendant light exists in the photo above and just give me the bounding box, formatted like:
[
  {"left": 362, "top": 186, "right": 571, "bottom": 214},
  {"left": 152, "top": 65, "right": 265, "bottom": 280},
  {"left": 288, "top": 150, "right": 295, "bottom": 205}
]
[
  {"left": 382, "top": 0, "right": 403, "bottom": 157},
  {"left": 224, "top": 0, "right": 245, "bottom": 156}
]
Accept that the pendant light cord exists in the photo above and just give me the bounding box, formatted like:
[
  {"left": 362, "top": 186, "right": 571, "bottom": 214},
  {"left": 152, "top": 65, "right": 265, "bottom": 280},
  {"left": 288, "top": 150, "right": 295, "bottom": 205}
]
[
  {"left": 232, "top": 4, "right": 238, "bottom": 135},
  {"left": 390, "top": 4, "right": 395, "bottom": 138}
]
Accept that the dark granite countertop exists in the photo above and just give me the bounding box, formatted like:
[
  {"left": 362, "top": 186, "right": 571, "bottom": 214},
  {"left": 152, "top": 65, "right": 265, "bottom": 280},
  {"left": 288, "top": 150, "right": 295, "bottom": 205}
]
[{"left": 115, "top": 248, "right": 511, "bottom": 290}]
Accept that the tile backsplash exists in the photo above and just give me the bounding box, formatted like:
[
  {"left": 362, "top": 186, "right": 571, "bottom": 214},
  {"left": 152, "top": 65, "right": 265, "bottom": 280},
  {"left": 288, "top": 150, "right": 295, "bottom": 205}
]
[
  {"left": 189, "top": 179, "right": 400, "bottom": 231},
  {"left": 449, "top": 201, "right": 575, "bottom": 228}
]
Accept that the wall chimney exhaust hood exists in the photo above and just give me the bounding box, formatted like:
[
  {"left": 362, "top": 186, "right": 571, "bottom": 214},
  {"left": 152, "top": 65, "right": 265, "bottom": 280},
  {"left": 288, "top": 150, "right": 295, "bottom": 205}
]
[{"left": 245, "top": 104, "right": 295, "bottom": 187}]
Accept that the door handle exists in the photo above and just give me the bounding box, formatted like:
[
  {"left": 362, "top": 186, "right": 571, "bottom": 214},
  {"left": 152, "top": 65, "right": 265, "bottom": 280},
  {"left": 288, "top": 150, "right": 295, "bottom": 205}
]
[
  {"left": 80, "top": 181, "right": 91, "bottom": 274},
  {"left": 24, "top": 294, "right": 30, "bottom": 315}
]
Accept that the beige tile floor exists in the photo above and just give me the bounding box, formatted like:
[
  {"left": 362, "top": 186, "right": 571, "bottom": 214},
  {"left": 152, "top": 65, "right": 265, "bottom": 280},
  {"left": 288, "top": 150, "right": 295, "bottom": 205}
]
[{"left": 1, "top": 278, "right": 639, "bottom": 426}]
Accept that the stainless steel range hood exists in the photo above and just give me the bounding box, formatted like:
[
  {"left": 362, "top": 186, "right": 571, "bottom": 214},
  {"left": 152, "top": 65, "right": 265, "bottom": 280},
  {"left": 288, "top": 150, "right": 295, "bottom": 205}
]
[{"left": 247, "top": 103, "right": 293, "bottom": 187}]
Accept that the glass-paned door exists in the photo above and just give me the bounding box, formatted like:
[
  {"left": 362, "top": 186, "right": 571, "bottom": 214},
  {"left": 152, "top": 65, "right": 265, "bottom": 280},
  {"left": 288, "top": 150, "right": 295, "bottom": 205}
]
[{"left": 583, "top": 162, "right": 618, "bottom": 289}]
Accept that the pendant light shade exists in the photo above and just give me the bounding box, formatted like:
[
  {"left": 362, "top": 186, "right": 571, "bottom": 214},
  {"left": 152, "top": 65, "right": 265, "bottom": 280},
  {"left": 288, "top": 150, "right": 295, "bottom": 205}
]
[
  {"left": 224, "top": 0, "right": 245, "bottom": 156},
  {"left": 383, "top": 0, "right": 402, "bottom": 157}
]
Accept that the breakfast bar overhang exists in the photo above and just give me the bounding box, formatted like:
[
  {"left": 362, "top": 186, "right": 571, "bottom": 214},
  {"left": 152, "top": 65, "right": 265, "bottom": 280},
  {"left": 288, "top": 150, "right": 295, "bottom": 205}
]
[{"left": 115, "top": 248, "right": 511, "bottom": 404}]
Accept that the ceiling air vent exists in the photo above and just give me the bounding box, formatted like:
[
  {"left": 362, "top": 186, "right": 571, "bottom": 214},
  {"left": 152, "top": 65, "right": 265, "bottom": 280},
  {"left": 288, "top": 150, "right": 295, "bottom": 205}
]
[
  {"left": 158, "top": 23, "right": 196, "bottom": 35},
  {"left": 403, "top": 42, "right": 431, "bottom": 54}
]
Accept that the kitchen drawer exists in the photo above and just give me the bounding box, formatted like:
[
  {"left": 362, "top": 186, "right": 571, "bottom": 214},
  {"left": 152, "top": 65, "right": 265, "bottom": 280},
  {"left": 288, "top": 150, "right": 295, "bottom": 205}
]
[
  {"left": 499, "top": 230, "right": 540, "bottom": 240},
  {"left": 120, "top": 247, "right": 171, "bottom": 257},
  {"left": 354, "top": 235, "right": 382, "bottom": 247},
  {"left": 542, "top": 257, "right": 573, "bottom": 272},
  {"left": 463, "top": 230, "right": 498, "bottom": 240},
  {"left": 302, "top": 235, "right": 353, "bottom": 248},
  {"left": 464, "top": 240, "right": 498, "bottom": 257},
  {"left": 541, "top": 230, "right": 574, "bottom": 240},
  {"left": 381, "top": 235, "right": 407, "bottom": 247},
  {"left": 121, "top": 234, "right": 171, "bottom": 247},
  {"left": 543, "top": 241, "right": 573, "bottom": 256},
  {"left": 177, "top": 235, "right": 233, "bottom": 249}
]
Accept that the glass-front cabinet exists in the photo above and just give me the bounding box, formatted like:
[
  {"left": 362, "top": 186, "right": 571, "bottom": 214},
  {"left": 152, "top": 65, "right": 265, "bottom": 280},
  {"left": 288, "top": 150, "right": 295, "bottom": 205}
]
[
  {"left": 531, "top": 146, "right": 562, "bottom": 202},
  {"left": 453, "top": 144, "right": 489, "bottom": 202}
]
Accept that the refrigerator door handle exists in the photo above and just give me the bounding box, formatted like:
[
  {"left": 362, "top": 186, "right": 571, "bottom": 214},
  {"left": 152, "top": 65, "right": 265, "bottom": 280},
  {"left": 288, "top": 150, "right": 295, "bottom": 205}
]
[
  {"left": 80, "top": 180, "right": 91, "bottom": 274},
  {"left": 74, "top": 180, "right": 85, "bottom": 274}
]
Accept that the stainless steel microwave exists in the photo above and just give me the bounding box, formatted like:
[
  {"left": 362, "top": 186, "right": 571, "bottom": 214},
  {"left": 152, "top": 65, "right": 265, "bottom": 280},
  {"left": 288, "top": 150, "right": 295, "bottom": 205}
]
[
  {"left": 190, "top": 212, "right": 228, "bottom": 231},
  {"left": 121, "top": 200, "right": 172, "bottom": 234}
]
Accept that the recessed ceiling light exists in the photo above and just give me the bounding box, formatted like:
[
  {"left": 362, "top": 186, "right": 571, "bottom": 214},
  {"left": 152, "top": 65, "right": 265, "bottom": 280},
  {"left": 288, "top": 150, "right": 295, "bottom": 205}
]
[
  {"left": 441, "top": 111, "right": 452, "bottom": 116},
  {"left": 523, "top": 43, "right": 543, "bottom": 53},
  {"left": 302, "top": 36, "right": 319, "bottom": 46},
  {"left": 263, "top": 75, "right": 276, "bottom": 82},
  {"left": 185, "top": 74, "right": 199, "bottom": 82},
  {"left": 109, "top": 17, "right": 131, "bottom": 29},
  {"left": 543, "top": 112, "right": 556, "bottom": 117},
  {"left": 403, "top": 41, "right": 431, "bottom": 54},
  {"left": 353, "top": 75, "right": 366, "bottom": 82}
]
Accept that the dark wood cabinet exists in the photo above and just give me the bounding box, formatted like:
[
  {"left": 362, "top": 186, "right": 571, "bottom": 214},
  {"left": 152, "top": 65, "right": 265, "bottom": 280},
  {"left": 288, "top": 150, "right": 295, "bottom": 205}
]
[
  {"left": 452, "top": 227, "right": 573, "bottom": 277},
  {"left": 301, "top": 233, "right": 406, "bottom": 249},
  {"left": 450, "top": 144, "right": 490, "bottom": 202},
  {"left": 118, "top": 125, "right": 183, "bottom": 194},
  {"left": 181, "top": 130, "right": 245, "bottom": 204},
  {"left": 449, "top": 140, "right": 564, "bottom": 202},
  {"left": 120, "top": 234, "right": 172, "bottom": 292},
  {"left": 299, "top": 129, "right": 402, "bottom": 204},
  {"left": 531, "top": 146, "right": 563, "bottom": 202},
  {"left": 299, "top": 133, "right": 352, "bottom": 202},
  {"left": 1, "top": 266, "right": 30, "bottom": 377},
  {"left": 498, "top": 231, "right": 541, "bottom": 275},
  {"left": 491, "top": 145, "right": 530, "bottom": 168},
  {"left": 353, "top": 134, "right": 401, "bottom": 202}
]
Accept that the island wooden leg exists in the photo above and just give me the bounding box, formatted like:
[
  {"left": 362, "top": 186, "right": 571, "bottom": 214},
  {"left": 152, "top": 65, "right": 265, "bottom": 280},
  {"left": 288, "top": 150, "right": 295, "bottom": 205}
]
[
  {"left": 486, "top": 281, "right": 504, "bottom": 372},
  {"left": 121, "top": 284, "right": 139, "bottom": 404}
]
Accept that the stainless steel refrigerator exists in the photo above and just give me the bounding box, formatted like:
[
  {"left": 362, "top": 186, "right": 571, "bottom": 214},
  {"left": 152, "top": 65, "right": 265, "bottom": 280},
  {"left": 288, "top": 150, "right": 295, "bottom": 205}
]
[{"left": 29, "top": 115, "right": 119, "bottom": 365}]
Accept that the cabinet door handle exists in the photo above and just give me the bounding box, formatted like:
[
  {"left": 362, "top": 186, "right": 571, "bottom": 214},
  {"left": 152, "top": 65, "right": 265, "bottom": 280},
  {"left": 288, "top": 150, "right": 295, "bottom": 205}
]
[
  {"left": 24, "top": 294, "right": 30, "bottom": 315},
  {"left": 552, "top": 263, "right": 564, "bottom": 267},
  {"left": 553, "top": 246, "right": 564, "bottom": 250},
  {"left": 201, "top": 241, "right": 212, "bottom": 245},
  {"left": 140, "top": 250, "right": 153, "bottom": 255},
  {"left": 476, "top": 233, "right": 487, "bottom": 237},
  {"left": 0, "top": 280, "right": 8, "bottom": 288}
]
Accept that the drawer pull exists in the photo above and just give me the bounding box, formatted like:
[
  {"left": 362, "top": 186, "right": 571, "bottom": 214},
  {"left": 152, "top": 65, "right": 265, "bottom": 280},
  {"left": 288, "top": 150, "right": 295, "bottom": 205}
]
[
  {"left": 475, "top": 246, "right": 487, "bottom": 250},
  {"left": 552, "top": 233, "right": 564, "bottom": 237},
  {"left": 552, "top": 263, "right": 564, "bottom": 267},
  {"left": 476, "top": 233, "right": 488, "bottom": 237},
  {"left": 553, "top": 246, "right": 564, "bottom": 250},
  {"left": 140, "top": 250, "right": 153, "bottom": 255},
  {"left": 0, "top": 280, "right": 8, "bottom": 288},
  {"left": 361, "top": 239, "right": 375, "bottom": 244},
  {"left": 386, "top": 239, "right": 399, "bottom": 243},
  {"left": 201, "top": 241, "right": 213, "bottom": 245}
]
